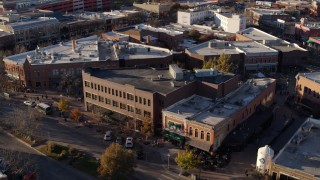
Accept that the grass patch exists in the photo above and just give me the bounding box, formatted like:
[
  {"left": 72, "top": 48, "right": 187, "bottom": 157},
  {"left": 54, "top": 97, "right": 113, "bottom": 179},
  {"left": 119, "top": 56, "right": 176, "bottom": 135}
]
[
  {"left": 37, "top": 142, "right": 99, "bottom": 177},
  {"left": 71, "top": 154, "right": 99, "bottom": 177}
]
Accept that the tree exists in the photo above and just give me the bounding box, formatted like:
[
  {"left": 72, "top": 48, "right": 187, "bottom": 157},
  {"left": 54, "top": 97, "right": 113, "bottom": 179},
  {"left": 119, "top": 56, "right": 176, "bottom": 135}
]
[
  {"left": 69, "top": 108, "right": 82, "bottom": 122},
  {"left": 98, "top": 143, "right": 136, "bottom": 179},
  {"left": 188, "top": 30, "right": 201, "bottom": 40},
  {"left": 202, "top": 54, "right": 236, "bottom": 73},
  {"left": 58, "top": 99, "right": 69, "bottom": 114},
  {"left": 141, "top": 116, "right": 153, "bottom": 141},
  {"left": 198, "top": 33, "right": 214, "bottom": 43},
  {"left": 175, "top": 150, "right": 200, "bottom": 174}
]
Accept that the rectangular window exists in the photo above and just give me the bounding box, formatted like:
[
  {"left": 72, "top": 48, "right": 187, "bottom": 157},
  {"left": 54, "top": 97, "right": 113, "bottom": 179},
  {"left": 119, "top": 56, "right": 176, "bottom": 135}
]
[
  {"left": 143, "top": 98, "right": 146, "bottom": 105},
  {"left": 85, "top": 92, "right": 91, "bottom": 98},
  {"left": 123, "top": 92, "right": 126, "bottom": 99},
  {"left": 101, "top": 86, "right": 104, "bottom": 92},
  {"left": 108, "top": 88, "right": 111, "bottom": 94},
  {"left": 105, "top": 98, "right": 111, "bottom": 104},
  {"left": 127, "top": 105, "right": 134, "bottom": 112},
  {"left": 116, "top": 90, "right": 118, "bottom": 96},
  {"left": 84, "top": 81, "right": 90, "bottom": 87},
  {"left": 139, "top": 97, "right": 142, "bottom": 104},
  {"left": 148, "top": 99, "right": 151, "bottom": 106},
  {"left": 98, "top": 85, "right": 100, "bottom": 91},
  {"left": 120, "top": 103, "right": 126, "bottom": 110},
  {"left": 119, "top": 91, "right": 122, "bottom": 97},
  {"left": 92, "top": 94, "right": 97, "bottom": 100},
  {"left": 144, "top": 111, "right": 151, "bottom": 117},
  {"left": 91, "top": 83, "right": 93, "bottom": 89},
  {"left": 112, "top": 89, "right": 114, "bottom": 95},
  {"left": 94, "top": 84, "right": 97, "bottom": 90},
  {"left": 105, "top": 87, "right": 107, "bottom": 93},
  {"left": 112, "top": 100, "right": 118, "bottom": 107},
  {"left": 135, "top": 108, "right": 141, "bottom": 115},
  {"left": 135, "top": 96, "right": 138, "bottom": 102}
]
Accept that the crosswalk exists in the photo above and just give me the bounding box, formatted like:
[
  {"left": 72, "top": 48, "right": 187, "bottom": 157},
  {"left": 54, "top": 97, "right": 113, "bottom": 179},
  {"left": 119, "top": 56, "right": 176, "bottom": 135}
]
[{"left": 157, "top": 172, "right": 180, "bottom": 180}]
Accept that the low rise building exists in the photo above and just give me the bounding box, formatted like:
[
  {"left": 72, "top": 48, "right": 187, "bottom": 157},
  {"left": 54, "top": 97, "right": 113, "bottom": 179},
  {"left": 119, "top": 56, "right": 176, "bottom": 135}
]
[
  {"left": 0, "top": 17, "right": 60, "bottom": 47},
  {"left": 133, "top": 2, "right": 171, "bottom": 14},
  {"left": 82, "top": 64, "right": 240, "bottom": 133},
  {"left": 270, "top": 117, "right": 320, "bottom": 180},
  {"left": 295, "top": 18, "right": 320, "bottom": 41},
  {"left": 185, "top": 40, "right": 278, "bottom": 72},
  {"left": 0, "top": 31, "right": 15, "bottom": 50},
  {"left": 295, "top": 72, "right": 320, "bottom": 112},
  {"left": 3, "top": 35, "right": 173, "bottom": 88},
  {"left": 245, "top": 8, "right": 290, "bottom": 27},
  {"left": 237, "top": 27, "right": 308, "bottom": 69},
  {"left": 162, "top": 78, "right": 276, "bottom": 153}
]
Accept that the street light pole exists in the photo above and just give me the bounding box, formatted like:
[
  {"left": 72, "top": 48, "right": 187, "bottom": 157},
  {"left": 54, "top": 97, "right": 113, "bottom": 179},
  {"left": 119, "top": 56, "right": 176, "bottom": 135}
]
[{"left": 167, "top": 154, "right": 170, "bottom": 169}]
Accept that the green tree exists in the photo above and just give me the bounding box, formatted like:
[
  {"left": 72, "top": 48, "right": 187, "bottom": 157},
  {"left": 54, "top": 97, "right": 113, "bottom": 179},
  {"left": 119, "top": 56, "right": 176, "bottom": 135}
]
[
  {"left": 58, "top": 99, "right": 69, "bottom": 113},
  {"left": 202, "top": 54, "right": 236, "bottom": 73},
  {"left": 98, "top": 143, "right": 136, "bottom": 179},
  {"left": 188, "top": 30, "right": 201, "bottom": 40},
  {"left": 175, "top": 150, "right": 200, "bottom": 174},
  {"left": 141, "top": 116, "right": 153, "bottom": 141}
]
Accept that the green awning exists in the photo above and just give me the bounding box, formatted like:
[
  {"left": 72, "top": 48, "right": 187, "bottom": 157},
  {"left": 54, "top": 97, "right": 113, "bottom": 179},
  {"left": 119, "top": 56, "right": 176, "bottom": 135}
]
[
  {"left": 307, "top": 40, "right": 313, "bottom": 43},
  {"left": 168, "top": 121, "right": 174, "bottom": 127}
]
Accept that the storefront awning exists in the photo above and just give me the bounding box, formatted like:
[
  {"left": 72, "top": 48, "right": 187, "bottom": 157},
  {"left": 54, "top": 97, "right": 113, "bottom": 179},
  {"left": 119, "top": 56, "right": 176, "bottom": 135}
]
[
  {"left": 187, "top": 139, "right": 212, "bottom": 152},
  {"left": 306, "top": 39, "right": 313, "bottom": 43}
]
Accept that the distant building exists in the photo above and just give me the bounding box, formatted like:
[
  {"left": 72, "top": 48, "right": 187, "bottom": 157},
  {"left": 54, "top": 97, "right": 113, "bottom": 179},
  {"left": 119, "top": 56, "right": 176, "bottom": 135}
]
[
  {"left": 295, "top": 18, "right": 320, "bottom": 41},
  {"left": 245, "top": 8, "right": 290, "bottom": 27},
  {"left": 237, "top": 27, "right": 308, "bottom": 69},
  {"left": 3, "top": 35, "right": 173, "bottom": 88},
  {"left": 82, "top": 65, "right": 240, "bottom": 133},
  {"left": 0, "top": 31, "right": 15, "bottom": 50},
  {"left": 177, "top": 8, "right": 246, "bottom": 33},
  {"left": 0, "top": 0, "right": 111, "bottom": 14},
  {"left": 133, "top": 2, "right": 171, "bottom": 14},
  {"left": 162, "top": 78, "right": 276, "bottom": 153},
  {"left": 0, "top": 17, "right": 60, "bottom": 47},
  {"left": 310, "top": 1, "right": 320, "bottom": 17},
  {"left": 185, "top": 40, "right": 279, "bottom": 72},
  {"left": 269, "top": 117, "right": 320, "bottom": 180},
  {"left": 115, "top": 24, "right": 184, "bottom": 50},
  {"left": 295, "top": 72, "right": 320, "bottom": 112}
]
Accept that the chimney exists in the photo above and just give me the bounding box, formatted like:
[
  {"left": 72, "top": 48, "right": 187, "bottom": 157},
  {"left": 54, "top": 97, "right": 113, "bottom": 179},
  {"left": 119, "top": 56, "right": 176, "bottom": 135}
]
[
  {"left": 72, "top": 40, "right": 76, "bottom": 52},
  {"left": 146, "top": 35, "right": 150, "bottom": 44}
]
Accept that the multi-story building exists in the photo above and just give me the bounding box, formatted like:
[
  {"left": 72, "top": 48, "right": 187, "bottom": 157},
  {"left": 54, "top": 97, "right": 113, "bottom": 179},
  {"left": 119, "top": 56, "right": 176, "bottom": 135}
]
[
  {"left": 0, "top": 31, "right": 15, "bottom": 50},
  {"left": 237, "top": 27, "right": 308, "bottom": 70},
  {"left": 269, "top": 117, "right": 320, "bottom": 180},
  {"left": 3, "top": 35, "right": 173, "bottom": 88},
  {"left": 82, "top": 64, "right": 240, "bottom": 132},
  {"left": 177, "top": 8, "right": 246, "bottom": 33},
  {"left": 0, "top": 17, "right": 60, "bottom": 47},
  {"left": 310, "top": 1, "right": 320, "bottom": 17},
  {"left": 295, "top": 72, "right": 320, "bottom": 111},
  {"left": 162, "top": 78, "right": 276, "bottom": 153},
  {"left": 185, "top": 40, "right": 279, "bottom": 72},
  {"left": 295, "top": 18, "right": 320, "bottom": 41},
  {"left": 0, "top": 0, "right": 111, "bottom": 14},
  {"left": 115, "top": 24, "right": 184, "bottom": 50},
  {"left": 133, "top": 2, "right": 171, "bottom": 15},
  {"left": 245, "top": 8, "right": 290, "bottom": 27}
]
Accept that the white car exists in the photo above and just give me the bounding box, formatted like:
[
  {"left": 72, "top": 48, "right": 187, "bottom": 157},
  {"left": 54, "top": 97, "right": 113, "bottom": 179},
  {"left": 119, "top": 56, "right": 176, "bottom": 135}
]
[
  {"left": 103, "top": 131, "right": 112, "bottom": 141},
  {"left": 125, "top": 137, "right": 134, "bottom": 148},
  {"left": 23, "top": 101, "right": 36, "bottom": 107}
]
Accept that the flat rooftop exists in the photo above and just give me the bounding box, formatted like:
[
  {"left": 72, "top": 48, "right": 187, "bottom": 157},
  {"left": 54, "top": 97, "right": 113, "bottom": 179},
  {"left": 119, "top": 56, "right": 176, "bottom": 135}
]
[
  {"left": 270, "top": 41, "right": 307, "bottom": 52},
  {"left": 248, "top": 8, "right": 288, "bottom": 15},
  {"left": 135, "top": 24, "right": 184, "bottom": 36},
  {"left": 0, "top": 31, "right": 12, "bottom": 37},
  {"left": 86, "top": 68, "right": 189, "bottom": 95},
  {"left": 8, "top": 17, "right": 59, "bottom": 30},
  {"left": 4, "top": 35, "right": 172, "bottom": 65},
  {"left": 164, "top": 78, "right": 275, "bottom": 126},
  {"left": 273, "top": 118, "right": 320, "bottom": 178},
  {"left": 187, "top": 40, "right": 278, "bottom": 56},
  {"left": 238, "top": 27, "right": 279, "bottom": 41},
  {"left": 298, "top": 72, "right": 320, "bottom": 84}
]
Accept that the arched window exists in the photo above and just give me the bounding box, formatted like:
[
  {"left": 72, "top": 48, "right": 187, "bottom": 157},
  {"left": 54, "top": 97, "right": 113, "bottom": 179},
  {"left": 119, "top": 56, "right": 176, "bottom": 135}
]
[
  {"left": 189, "top": 127, "right": 193, "bottom": 136},
  {"left": 195, "top": 129, "right": 198, "bottom": 137},
  {"left": 206, "top": 133, "right": 210, "bottom": 141},
  {"left": 200, "top": 131, "right": 204, "bottom": 139}
]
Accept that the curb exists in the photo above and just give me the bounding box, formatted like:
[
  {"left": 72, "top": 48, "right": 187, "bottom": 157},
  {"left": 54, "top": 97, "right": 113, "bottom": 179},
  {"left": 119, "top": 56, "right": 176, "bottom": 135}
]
[{"left": 1, "top": 128, "right": 47, "bottom": 156}]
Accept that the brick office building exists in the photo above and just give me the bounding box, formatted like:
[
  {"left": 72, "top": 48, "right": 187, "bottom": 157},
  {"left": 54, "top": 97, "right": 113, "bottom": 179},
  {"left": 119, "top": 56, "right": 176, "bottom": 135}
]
[
  {"left": 3, "top": 35, "right": 173, "bottom": 88},
  {"left": 185, "top": 40, "right": 278, "bottom": 73},
  {"left": 237, "top": 27, "right": 308, "bottom": 70},
  {"left": 82, "top": 65, "right": 240, "bottom": 132},
  {"left": 295, "top": 72, "right": 320, "bottom": 112},
  {"left": 162, "top": 78, "right": 276, "bottom": 153}
]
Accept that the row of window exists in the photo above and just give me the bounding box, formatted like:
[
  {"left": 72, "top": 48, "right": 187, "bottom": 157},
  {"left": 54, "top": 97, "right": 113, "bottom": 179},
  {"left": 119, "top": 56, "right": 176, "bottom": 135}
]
[
  {"left": 84, "top": 81, "right": 151, "bottom": 106},
  {"left": 85, "top": 92, "right": 152, "bottom": 117},
  {"left": 189, "top": 127, "right": 211, "bottom": 142},
  {"left": 52, "top": 68, "right": 82, "bottom": 76},
  {"left": 304, "top": 86, "right": 320, "bottom": 98}
]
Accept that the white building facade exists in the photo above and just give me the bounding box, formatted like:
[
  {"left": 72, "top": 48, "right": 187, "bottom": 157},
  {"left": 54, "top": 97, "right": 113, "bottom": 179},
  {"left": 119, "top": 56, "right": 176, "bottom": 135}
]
[{"left": 177, "top": 9, "right": 246, "bottom": 33}]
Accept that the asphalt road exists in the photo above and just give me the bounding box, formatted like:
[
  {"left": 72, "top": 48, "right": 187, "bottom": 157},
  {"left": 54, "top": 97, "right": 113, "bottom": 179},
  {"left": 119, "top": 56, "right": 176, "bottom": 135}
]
[{"left": 0, "top": 130, "right": 94, "bottom": 180}]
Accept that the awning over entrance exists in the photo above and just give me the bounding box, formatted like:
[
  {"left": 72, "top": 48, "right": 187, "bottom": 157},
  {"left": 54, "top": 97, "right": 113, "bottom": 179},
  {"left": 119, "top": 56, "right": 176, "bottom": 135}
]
[
  {"left": 187, "top": 139, "right": 212, "bottom": 152},
  {"left": 306, "top": 39, "right": 313, "bottom": 43},
  {"left": 163, "top": 130, "right": 184, "bottom": 142}
]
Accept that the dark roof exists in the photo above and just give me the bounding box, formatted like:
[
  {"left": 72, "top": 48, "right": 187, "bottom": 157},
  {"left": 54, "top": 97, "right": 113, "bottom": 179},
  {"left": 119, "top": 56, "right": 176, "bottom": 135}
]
[{"left": 85, "top": 67, "right": 236, "bottom": 95}]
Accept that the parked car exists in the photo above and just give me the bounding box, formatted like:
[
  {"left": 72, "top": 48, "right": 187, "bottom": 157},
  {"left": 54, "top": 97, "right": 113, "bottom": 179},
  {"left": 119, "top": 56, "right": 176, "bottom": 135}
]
[
  {"left": 115, "top": 137, "right": 122, "bottom": 144},
  {"left": 23, "top": 101, "right": 36, "bottom": 107},
  {"left": 103, "top": 131, "right": 112, "bottom": 141},
  {"left": 125, "top": 137, "right": 134, "bottom": 148}
]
